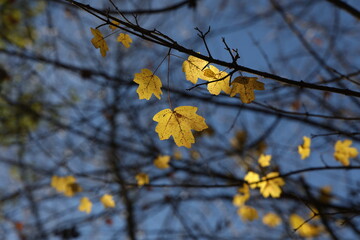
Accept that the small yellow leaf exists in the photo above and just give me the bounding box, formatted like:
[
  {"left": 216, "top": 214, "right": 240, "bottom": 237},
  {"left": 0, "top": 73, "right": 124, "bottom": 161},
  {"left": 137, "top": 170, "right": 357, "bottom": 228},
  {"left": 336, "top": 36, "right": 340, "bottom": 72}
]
[
  {"left": 109, "top": 20, "right": 120, "bottom": 30},
  {"left": 290, "top": 214, "right": 323, "bottom": 238},
  {"left": 78, "top": 197, "right": 92, "bottom": 214},
  {"left": 153, "top": 155, "right": 170, "bottom": 169},
  {"left": 133, "top": 69, "right": 162, "bottom": 100},
  {"left": 258, "top": 172, "right": 285, "bottom": 198},
  {"left": 153, "top": 106, "right": 208, "bottom": 148},
  {"left": 258, "top": 154, "right": 271, "bottom": 167},
  {"left": 51, "top": 176, "right": 82, "bottom": 197},
  {"left": 229, "top": 76, "right": 264, "bottom": 103},
  {"left": 117, "top": 33, "right": 132, "bottom": 48},
  {"left": 201, "top": 65, "right": 231, "bottom": 95},
  {"left": 136, "top": 173, "right": 149, "bottom": 186},
  {"left": 100, "top": 194, "right": 116, "bottom": 208},
  {"left": 334, "top": 139, "right": 358, "bottom": 166},
  {"left": 298, "top": 136, "right": 311, "bottom": 159},
  {"left": 262, "top": 212, "right": 282, "bottom": 227},
  {"left": 90, "top": 28, "right": 109, "bottom": 57},
  {"left": 182, "top": 55, "right": 208, "bottom": 84},
  {"left": 233, "top": 185, "right": 250, "bottom": 207},
  {"left": 237, "top": 205, "right": 258, "bottom": 221},
  {"left": 244, "top": 171, "right": 260, "bottom": 189}
]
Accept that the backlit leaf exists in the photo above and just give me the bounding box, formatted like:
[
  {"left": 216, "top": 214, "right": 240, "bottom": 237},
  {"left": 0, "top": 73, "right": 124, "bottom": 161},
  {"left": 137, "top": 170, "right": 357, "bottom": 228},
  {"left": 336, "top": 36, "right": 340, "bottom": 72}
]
[
  {"left": 78, "top": 197, "right": 92, "bottom": 214},
  {"left": 258, "top": 172, "right": 285, "bottom": 198},
  {"left": 133, "top": 68, "right": 162, "bottom": 100},
  {"left": 258, "top": 154, "right": 271, "bottom": 167},
  {"left": 153, "top": 155, "right": 170, "bottom": 169},
  {"left": 237, "top": 205, "right": 258, "bottom": 221},
  {"left": 136, "top": 173, "right": 149, "bottom": 186},
  {"left": 298, "top": 136, "right": 311, "bottom": 159},
  {"left": 244, "top": 171, "right": 260, "bottom": 189},
  {"left": 262, "top": 212, "right": 282, "bottom": 227},
  {"left": 90, "top": 28, "right": 108, "bottom": 57},
  {"left": 182, "top": 55, "right": 208, "bottom": 84},
  {"left": 334, "top": 139, "right": 358, "bottom": 166},
  {"left": 100, "top": 194, "right": 116, "bottom": 208},
  {"left": 229, "top": 76, "right": 264, "bottom": 103},
  {"left": 202, "top": 65, "right": 231, "bottom": 95},
  {"left": 117, "top": 33, "right": 132, "bottom": 48},
  {"left": 153, "top": 106, "right": 208, "bottom": 148}
]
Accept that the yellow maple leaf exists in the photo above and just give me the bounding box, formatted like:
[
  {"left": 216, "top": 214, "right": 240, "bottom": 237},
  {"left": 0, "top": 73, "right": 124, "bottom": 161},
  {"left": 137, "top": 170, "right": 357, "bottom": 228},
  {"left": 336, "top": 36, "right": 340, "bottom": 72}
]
[
  {"left": 78, "top": 197, "right": 92, "bottom": 214},
  {"left": 233, "top": 185, "right": 250, "bottom": 207},
  {"left": 262, "top": 212, "right": 282, "bottom": 227},
  {"left": 153, "top": 106, "right": 208, "bottom": 148},
  {"left": 117, "top": 33, "right": 132, "bottom": 48},
  {"left": 334, "top": 139, "right": 358, "bottom": 166},
  {"left": 298, "top": 136, "right": 311, "bottom": 159},
  {"left": 133, "top": 69, "right": 162, "bottom": 100},
  {"left": 100, "top": 194, "right": 116, "bottom": 208},
  {"left": 51, "top": 175, "right": 82, "bottom": 197},
  {"left": 153, "top": 155, "right": 170, "bottom": 169},
  {"left": 290, "top": 214, "right": 323, "bottom": 238},
  {"left": 258, "top": 154, "right": 271, "bottom": 167},
  {"left": 135, "top": 173, "right": 149, "bottom": 186},
  {"left": 182, "top": 55, "right": 209, "bottom": 84},
  {"left": 229, "top": 76, "right": 264, "bottom": 103},
  {"left": 90, "top": 28, "right": 109, "bottom": 57},
  {"left": 244, "top": 171, "right": 260, "bottom": 189},
  {"left": 202, "top": 66, "right": 231, "bottom": 95},
  {"left": 258, "top": 172, "right": 285, "bottom": 198},
  {"left": 109, "top": 20, "right": 120, "bottom": 30},
  {"left": 237, "top": 205, "right": 258, "bottom": 221}
]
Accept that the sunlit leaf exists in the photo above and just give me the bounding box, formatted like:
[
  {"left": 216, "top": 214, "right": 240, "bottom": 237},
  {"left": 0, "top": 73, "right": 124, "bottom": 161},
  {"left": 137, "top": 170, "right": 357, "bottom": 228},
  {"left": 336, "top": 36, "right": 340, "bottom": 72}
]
[
  {"left": 237, "top": 205, "right": 258, "bottom": 221},
  {"left": 153, "top": 106, "right": 208, "bottom": 148},
  {"left": 78, "top": 197, "right": 92, "bottom": 214},
  {"left": 133, "top": 68, "right": 162, "bottom": 100},
  {"left": 153, "top": 155, "right": 170, "bottom": 169},
  {"left": 262, "top": 212, "right": 281, "bottom": 227},
  {"left": 117, "top": 33, "right": 132, "bottom": 48},
  {"left": 258, "top": 154, "right": 271, "bottom": 167},
  {"left": 182, "top": 55, "right": 208, "bottom": 84},
  {"left": 334, "top": 139, "right": 358, "bottom": 166},
  {"left": 90, "top": 28, "right": 108, "bottom": 57},
  {"left": 136, "top": 173, "right": 149, "bottom": 186},
  {"left": 229, "top": 76, "right": 264, "bottom": 103},
  {"left": 100, "top": 194, "right": 116, "bottom": 208},
  {"left": 298, "top": 136, "right": 311, "bottom": 159},
  {"left": 258, "top": 172, "right": 285, "bottom": 198},
  {"left": 244, "top": 171, "right": 260, "bottom": 189}
]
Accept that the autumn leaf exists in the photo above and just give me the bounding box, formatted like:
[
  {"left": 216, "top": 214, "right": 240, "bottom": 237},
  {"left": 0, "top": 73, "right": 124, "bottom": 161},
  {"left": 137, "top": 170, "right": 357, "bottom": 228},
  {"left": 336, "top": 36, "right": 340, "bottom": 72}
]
[
  {"left": 233, "top": 185, "right": 250, "bottom": 207},
  {"left": 237, "top": 205, "right": 258, "bottom": 221},
  {"left": 258, "top": 172, "right": 285, "bottom": 198},
  {"left": 153, "top": 106, "right": 208, "bottom": 148},
  {"left": 258, "top": 154, "right": 271, "bottom": 167},
  {"left": 51, "top": 176, "right": 82, "bottom": 197},
  {"left": 90, "top": 28, "right": 109, "bottom": 57},
  {"left": 153, "top": 155, "right": 170, "bottom": 169},
  {"left": 136, "top": 173, "right": 149, "bottom": 186},
  {"left": 202, "top": 66, "right": 231, "bottom": 95},
  {"left": 78, "top": 197, "right": 92, "bottom": 214},
  {"left": 262, "top": 212, "right": 282, "bottom": 227},
  {"left": 298, "top": 136, "right": 311, "bottom": 159},
  {"left": 290, "top": 214, "right": 323, "bottom": 238},
  {"left": 182, "top": 55, "right": 208, "bottom": 84},
  {"left": 100, "top": 194, "right": 115, "bottom": 208},
  {"left": 133, "top": 69, "right": 162, "bottom": 100},
  {"left": 244, "top": 171, "right": 260, "bottom": 189},
  {"left": 117, "top": 33, "right": 132, "bottom": 48},
  {"left": 229, "top": 76, "right": 264, "bottom": 103},
  {"left": 334, "top": 139, "right": 358, "bottom": 166},
  {"left": 109, "top": 20, "right": 120, "bottom": 30}
]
